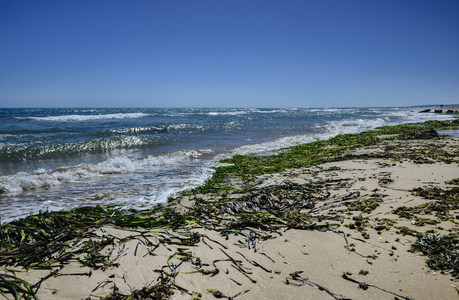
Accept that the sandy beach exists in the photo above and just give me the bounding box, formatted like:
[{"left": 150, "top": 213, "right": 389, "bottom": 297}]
[
  {"left": 2, "top": 0, "right": 459, "bottom": 298},
  {"left": 1, "top": 122, "right": 458, "bottom": 300}
]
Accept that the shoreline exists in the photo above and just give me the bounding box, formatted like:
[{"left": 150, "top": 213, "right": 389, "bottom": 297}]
[{"left": 1, "top": 119, "right": 458, "bottom": 299}]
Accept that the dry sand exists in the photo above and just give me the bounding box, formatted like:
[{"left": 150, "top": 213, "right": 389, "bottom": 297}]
[{"left": 4, "top": 136, "right": 459, "bottom": 300}]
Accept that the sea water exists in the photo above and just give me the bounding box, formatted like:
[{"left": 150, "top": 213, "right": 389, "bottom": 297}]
[{"left": 0, "top": 107, "right": 453, "bottom": 223}]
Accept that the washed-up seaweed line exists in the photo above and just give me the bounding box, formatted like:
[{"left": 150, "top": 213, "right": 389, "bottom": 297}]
[
  {"left": 190, "top": 181, "right": 334, "bottom": 234},
  {"left": 0, "top": 180, "right": 343, "bottom": 299},
  {"left": 0, "top": 205, "right": 172, "bottom": 269},
  {"left": 0, "top": 204, "right": 194, "bottom": 298},
  {"left": 0, "top": 177, "right": 411, "bottom": 299}
]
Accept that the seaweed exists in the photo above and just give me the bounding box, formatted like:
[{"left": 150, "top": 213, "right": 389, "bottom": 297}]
[
  {"left": 344, "top": 197, "right": 383, "bottom": 213},
  {"left": 341, "top": 273, "right": 412, "bottom": 299},
  {"left": 380, "top": 125, "right": 438, "bottom": 140},
  {"left": 99, "top": 276, "right": 175, "bottom": 300},
  {"left": 0, "top": 205, "right": 195, "bottom": 298},
  {"left": 0, "top": 273, "right": 37, "bottom": 300},
  {"left": 0, "top": 205, "right": 192, "bottom": 270},
  {"left": 446, "top": 178, "right": 459, "bottom": 185},
  {"left": 412, "top": 186, "right": 459, "bottom": 211},
  {"left": 411, "top": 234, "right": 459, "bottom": 278},
  {"left": 395, "top": 226, "right": 420, "bottom": 237},
  {"left": 194, "top": 132, "right": 381, "bottom": 189},
  {"left": 392, "top": 181, "right": 459, "bottom": 229}
]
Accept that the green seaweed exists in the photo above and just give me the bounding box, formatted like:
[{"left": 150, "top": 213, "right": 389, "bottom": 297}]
[
  {"left": 345, "top": 197, "right": 383, "bottom": 213},
  {"left": 0, "top": 273, "right": 37, "bottom": 300},
  {"left": 446, "top": 178, "right": 459, "bottom": 185}
]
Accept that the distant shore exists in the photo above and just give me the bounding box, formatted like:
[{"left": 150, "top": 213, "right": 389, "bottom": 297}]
[{"left": 1, "top": 119, "right": 458, "bottom": 300}]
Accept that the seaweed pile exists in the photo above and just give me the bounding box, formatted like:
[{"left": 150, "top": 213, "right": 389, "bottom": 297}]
[
  {"left": 1, "top": 118, "right": 458, "bottom": 299},
  {"left": 191, "top": 181, "right": 330, "bottom": 233},
  {"left": 0, "top": 205, "right": 192, "bottom": 299},
  {"left": 412, "top": 234, "right": 459, "bottom": 278},
  {"left": 394, "top": 181, "right": 459, "bottom": 278}
]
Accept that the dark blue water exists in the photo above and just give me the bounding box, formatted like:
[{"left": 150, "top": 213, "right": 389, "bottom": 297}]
[{"left": 0, "top": 107, "right": 452, "bottom": 222}]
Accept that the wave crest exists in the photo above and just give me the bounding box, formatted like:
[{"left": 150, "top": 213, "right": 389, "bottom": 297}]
[
  {"left": 0, "top": 136, "right": 148, "bottom": 161},
  {"left": 0, "top": 150, "right": 211, "bottom": 194},
  {"left": 26, "top": 113, "right": 149, "bottom": 122}
]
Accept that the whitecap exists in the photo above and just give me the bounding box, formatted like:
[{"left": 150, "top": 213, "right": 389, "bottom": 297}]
[
  {"left": 27, "top": 113, "right": 149, "bottom": 122},
  {"left": 0, "top": 149, "right": 213, "bottom": 195}
]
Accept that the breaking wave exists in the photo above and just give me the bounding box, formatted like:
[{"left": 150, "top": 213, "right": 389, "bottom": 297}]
[
  {"left": 0, "top": 136, "right": 149, "bottom": 161},
  {"left": 26, "top": 113, "right": 149, "bottom": 122},
  {"left": 0, "top": 149, "right": 210, "bottom": 195}
]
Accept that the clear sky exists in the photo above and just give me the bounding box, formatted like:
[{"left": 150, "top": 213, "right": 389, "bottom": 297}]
[{"left": 1, "top": 0, "right": 458, "bottom": 108}]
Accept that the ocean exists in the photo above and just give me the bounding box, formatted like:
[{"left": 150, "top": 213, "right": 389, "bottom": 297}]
[{"left": 0, "top": 107, "right": 453, "bottom": 223}]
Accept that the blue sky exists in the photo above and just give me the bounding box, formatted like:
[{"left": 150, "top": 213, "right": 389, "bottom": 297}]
[{"left": 1, "top": 0, "right": 458, "bottom": 108}]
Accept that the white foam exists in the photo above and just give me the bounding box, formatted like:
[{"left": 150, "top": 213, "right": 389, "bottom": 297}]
[
  {"left": 227, "top": 135, "right": 316, "bottom": 157},
  {"left": 132, "top": 165, "right": 215, "bottom": 208},
  {"left": 161, "top": 123, "right": 205, "bottom": 131},
  {"left": 17, "top": 136, "right": 148, "bottom": 158},
  {"left": 306, "top": 108, "right": 357, "bottom": 113},
  {"left": 223, "top": 121, "right": 243, "bottom": 130},
  {"left": 248, "top": 108, "right": 288, "bottom": 114},
  {"left": 0, "top": 149, "right": 211, "bottom": 195},
  {"left": 28, "top": 113, "right": 149, "bottom": 122},
  {"left": 0, "top": 158, "right": 217, "bottom": 223},
  {"left": 326, "top": 117, "right": 389, "bottom": 134},
  {"left": 226, "top": 117, "right": 386, "bottom": 157},
  {"left": 110, "top": 126, "right": 162, "bottom": 134},
  {"left": 226, "top": 111, "right": 455, "bottom": 157},
  {"left": 207, "top": 111, "right": 248, "bottom": 116},
  {"left": 383, "top": 109, "right": 454, "bottom": 123}
]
